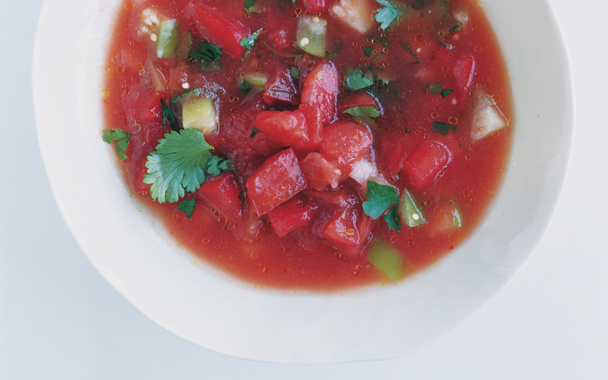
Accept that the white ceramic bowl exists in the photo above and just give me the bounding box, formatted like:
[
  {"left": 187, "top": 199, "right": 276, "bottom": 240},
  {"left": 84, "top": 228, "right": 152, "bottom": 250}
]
[{"left": 33, "top": 0, "right": 573, "bottom": 363}]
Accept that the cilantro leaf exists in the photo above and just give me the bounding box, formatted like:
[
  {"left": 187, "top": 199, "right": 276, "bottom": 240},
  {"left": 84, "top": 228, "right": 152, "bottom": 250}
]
[
  {"left": 363, "top": 46, "right": 374, "bottom": 57},
  {"left": 362, "top": 181, "right": 399, "bottom": 220},
  {"left": 441, "top": 89, "right": 453, "bottom": 98},
  {"left": 375, "top": 0, "right": 409, "bottom": 30},
  {"left": 177, "top": 198, "right": 197, "bottom": 218},
  {"left": 425, "top": 81, "right": 442, "bottom": 95},
  {"left": 432, "top": 120, "right": 457, "bottom": 136},
  {"left": 240, "top": 28, "right": 263, "bottom": 51},
  {"left": 102, "top": 128, "right": 132, "bottom": 160},
  {"left": 343, "top": 106, "right": 381, "bottom": 118},
  {"left": 245, "top": 0, "right": 256, "bottom": 11},
  {"left": 190, "top": 41, "right": 222, "bottom": 63},
  {"left": 344, "top": 68, "right": 374, "bottom": 90},
  {"left": 161, "top": 99, "right": 182, "bottom": 132},
  {"left": 172, "top": 89, "right": 201, "bottom": 104},
  {"left": 206, "top": 155, "right": 233, "bottom": 176},
  {"left": 239, "top": 79, "right": 251, "bottom": 93},
  {"left": 250, "top": 126, "right": 259, "bottom": 138},
  {"left": 384, "top": 205, "right": 402, "bottom": 231},
  {"left": 144, "top": 129, "right": 214, "bottom": 203}
]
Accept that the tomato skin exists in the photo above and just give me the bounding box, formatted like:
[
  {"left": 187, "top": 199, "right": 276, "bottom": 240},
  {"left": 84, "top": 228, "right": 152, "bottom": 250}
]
[
  {"left": 301, "top": 61, "right": 339, "bottom": 125},
  {"left": 322, "top": 205, "right": 374, "bottom": 258},
  {"left": 402, "top": 141, "right": 452, "bottom": 190},
  {"left": 302, "top": 0, "right": 330, "bottom": 12},
  {"left": 453, "top": 55, "right": 476, "bottom": 107},
  {"left": 135, "top": 91, "right": 163, "bottom": 123},
  {"left": 191, "top": 5, "right": 250, "bottom": 58},
  {"left": 299, "top": 104, "right": 323, "bottom": 147},
  {"left": 320, "top": 121, "right": 372, "bottom": 176},
  {"left": 300, "top": 152, "right": 342, "bottom": 191},
  {"left": 264, "top": 64, "right": 300, "bottom": 106},
  {"left": 246, "top": 148, "right": 308, "bottom": 216},
  {"left": 251, "top": 110, "right": 316, "bottom": 150},
  {"left": 337, "top": 91, "right": 379, "bottom": 114},
  {"left": 193, "top": 172, "right": 244, "bottom": 224},
  {"left": 267, "top": 197, "right": 318, "bottom": 237}
]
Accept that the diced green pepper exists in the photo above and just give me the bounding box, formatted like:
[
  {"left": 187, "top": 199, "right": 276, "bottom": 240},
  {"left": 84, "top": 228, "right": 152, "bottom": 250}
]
[
  {"left": 399, "top": 188, "right": 427, "bottom": 227},
  {"left": 156, "top": 19, "right": 179, "bottom": 59},
  {"left": 181, "top": 97, "right": 217, "bottom": 136},
  {"left": 367, "top": 238, "right": 404, "bottom": 281},
  {"left": 296, "top": 16, "right": 327, "bottom": 57}
]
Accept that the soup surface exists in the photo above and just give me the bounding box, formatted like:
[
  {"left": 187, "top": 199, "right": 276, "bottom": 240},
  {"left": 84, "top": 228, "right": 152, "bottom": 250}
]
[{"left": 102, "top": 0, "right": 512, "bottom": 291}]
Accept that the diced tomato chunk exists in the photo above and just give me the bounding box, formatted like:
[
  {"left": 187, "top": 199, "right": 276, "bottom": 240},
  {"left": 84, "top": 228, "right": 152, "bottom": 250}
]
[
  {"left": 267, "top": 197, "right": 318, "bottom": 237},
  {"left": 266, "top": 24, "right": 296, "bottom": 51},
  {"left": 402, "top": 141, "right": 452, "bottom": 190},
  {"left": 300, "top": 152, "right": 342, "bottom": 191},
  {"left": 320, "top": 121, "right": 372, "bottom": 176},
  {"left": 251, "top": 110, "right": 316, "bottom": 150},
  {"left": 246, "top": 148, "right": 308, "bottom": 216},
  {"left": 301, "top": 61, "right": 339, "bottom": 124},
  {"left": 453, "top": 55, "right": 476, "bottom": 106},
  {"left": 264, "top": 65, "right": 300, "bottom": 106},
  {"left": 376, "top": 134, "right": 408, "bottom": 178},
  {"left": 193, "top": 172, "right": 244, "bottom": 224},
  {"left": 322, "top": 206, "right": 374, "bottom": 258},
  {"left": 135, "top": 91, "right": 163, "bottom": 123},
  {"left": 303, "top": 0, "right": 330, "bottom": 12},
  {"left": 299, "top": 104, "right": 323, "bottom": 146},
  {"left": 192, "top": 5, "right": 250, "bottom": 58},
  {"left": 337, "top": 91, "right": 379, "bottom": 114}
]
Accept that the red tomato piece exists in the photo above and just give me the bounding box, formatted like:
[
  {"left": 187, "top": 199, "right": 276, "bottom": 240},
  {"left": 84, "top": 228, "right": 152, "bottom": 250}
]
[
  {"left": 320, "top": 121, "right": 372, "bottom": 176},
  {"left": 267, "top": 197, "right": 318, "bottom": 237},
  {"left": 453, "top": 55, "right": 476, "bottom": 106},
  {"left": 300, "top": 152, "right": 342, "bottom": 191},
  {"left": 246, "top": 148, "right": 308, "bottom": 216},
  {"left": 302, "top": 0, "right": 330, "bottom": 12},
  {"left": 264, "top": 65, "right": 300, "bottom": 106},
  {"left": 322, "top": 206, "right": 374, "bottom": 258},
  {"left": 266, "top": 22, "right": 296, "bottom": 51},
  {"left": 337, "top": 91, "right": 379, "bottom": 114},
  {"left": 402, "top": 141, "right": 452, "bottom": 190},
  {"left": 193, "top": 172, "right": 244, "bottom": 224},
  {"left": 135, "top": 91, "right": 163, "bottom": 123},
  {"left": 376, "top": 134, "right": 408, "bottom": 178},
  {"left": 192, "top": 5, "right": 250, "bottom": 58},
  {"left": 251, "top": 110, "right": 315, "bottom": 150},
  {"left": 299, "top": 104, "right": 323, "bottom": 147},
  {"left": 301, "top": 61, "right": 339, "bottom": 124}
]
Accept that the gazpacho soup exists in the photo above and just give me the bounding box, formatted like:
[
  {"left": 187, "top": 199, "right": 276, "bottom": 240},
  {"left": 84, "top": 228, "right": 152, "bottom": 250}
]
[{"left": 102, "top": 0, "right": 512, "bottom": 290}]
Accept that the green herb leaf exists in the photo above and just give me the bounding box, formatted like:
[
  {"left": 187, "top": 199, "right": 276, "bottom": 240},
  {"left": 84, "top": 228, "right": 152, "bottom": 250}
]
[
  {"left": 143, "top": 129, "right": 214, "bottom": 203},
  {"left": 375, "top": 0, "right": 409, "bottom": 30},
  {"left": 441, "top": 89, "right": 453, "bottom": 98},
  {"left": 363, "top": 46, "right": 374, "bottom": 57},
  {"left": 432, "top": 120, "right": 457, "bottom": 136},
  {"left": 250, "top": 127, "right": 259, "bottom": 138},
  {"left": 290, "top": 66, "right": 300, "bottom": 80},
  {"left": 190, "top": 41, "right": 222, "bottom": 63},
  {"left": 425, "top": 81, "right": 442, "bottom": 95},
  {"left": 362, "top": 180, "right": 400, "bottom": 220},
  {"left": 102, "top": 128, "right": 132, "bottom": 160},
  {"left": 177, "top": 198, "right": 197, "bottom": 218},
  {"left": 343, "top": 106, "right": 381, "bottom": 118},
  {"left": 206, "top": 155, "right": 233, "bottom": 176},
  {"left": 240, "top": 28, "right": 263, "bottom": 51},
  {"left": 344, "top": 68, "right": 375, "bottom": 90},
  {"left": 384, "top": 205, "right": 402, "bottom": 231},
  {"left": 245, "top": 0, "right": 256, "bottom": 11},
  {"left": 172, "top": 89, "right": 202, "bottom": 104},
  {"left": 161, "top": 99, "right": 182, "bottom": 132}
]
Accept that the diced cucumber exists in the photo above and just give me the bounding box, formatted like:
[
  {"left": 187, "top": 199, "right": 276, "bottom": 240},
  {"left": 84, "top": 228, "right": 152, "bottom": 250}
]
[
  {"left": 296, "top": 16, "right": 327, "bottom": 57},
  {"left": 243, "top": 72, "right": 267, "bottom": 88},
  {"left": 399, "top": 188, "right": 427, "bottom": 227},
  {"left": 181, "top": 97, "right": 217, "bottom": 137},
  {"left": 175, "top": 32, "right": 193, "bottom": 60},
  {"left": 432, "top": 201, "right": 464, "bottom": 233},
  {"left": 470, "top": 94, "right": 508, "bottom": 140},
  {"left": 156, "top": 19, "right": 179, "bottom": 59},
  {"left": 367, "top": 238, "right": 404, "bottom": 281}
]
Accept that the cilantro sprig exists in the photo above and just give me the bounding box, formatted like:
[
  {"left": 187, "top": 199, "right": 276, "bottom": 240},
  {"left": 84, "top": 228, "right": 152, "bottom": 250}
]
[
  {"left": 432, "top": 121, "right": 457, "bottom": 136},
  {"left": 344, "top": 68, "right": 375, "bottom": 91},
  {"left": 240, "top": 28, "right": 263, "bottom": 51},
  {"left": 177, "top": 198, "right": 197, "bottom": 218},
  {"left": 103, "top": 128, "right": 132, "bottom": 160},
  {"left": 375, "top": 0, "right": 410, "bottom": 30},
  {"left": 143, "top": 129, "right": 230, "bottom": 204},
  {"left": 343, "top": 106, "right": 381, "bottom": 118},
  {"left": 424, "top": 81, "right": 453, "bottom": 98},
  {"left": 362, "top": 181, "right": 402, "bottom": 230}
]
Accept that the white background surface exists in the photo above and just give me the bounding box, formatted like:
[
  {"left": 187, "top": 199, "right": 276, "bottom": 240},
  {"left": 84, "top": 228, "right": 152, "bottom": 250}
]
[{"left": 1, "top": 0, "right": 606, "bottom": 378}]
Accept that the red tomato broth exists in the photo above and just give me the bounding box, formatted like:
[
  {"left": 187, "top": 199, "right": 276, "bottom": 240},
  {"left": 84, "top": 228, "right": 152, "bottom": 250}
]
[{"left": 102, "top": 0, "right": 513, "bottom": 291}]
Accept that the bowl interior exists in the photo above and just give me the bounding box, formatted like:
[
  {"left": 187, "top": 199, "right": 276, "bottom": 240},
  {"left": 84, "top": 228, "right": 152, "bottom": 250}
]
[{"left": 33, "top": 0, "right": 573, "bottom": 363}]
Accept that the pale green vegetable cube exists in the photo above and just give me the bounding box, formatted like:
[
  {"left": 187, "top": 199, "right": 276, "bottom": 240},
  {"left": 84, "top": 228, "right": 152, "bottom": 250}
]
[{"left": 181, "top": 97, "right": 217, "bottom": 137}]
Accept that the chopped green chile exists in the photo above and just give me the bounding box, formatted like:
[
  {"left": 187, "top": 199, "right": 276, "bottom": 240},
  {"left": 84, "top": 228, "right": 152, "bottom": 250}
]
[
  {"left": 157, "top": 19, "right": 179, "bottom": 58},
  {"left": 399, "top": 188, "right": 427, "bottom": 227},
  {"left": 367, "top": 238, "right": 404, "bottom": 281},
  {"left": 296, "top": 15, "right": 327, "bottom": 57}
]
